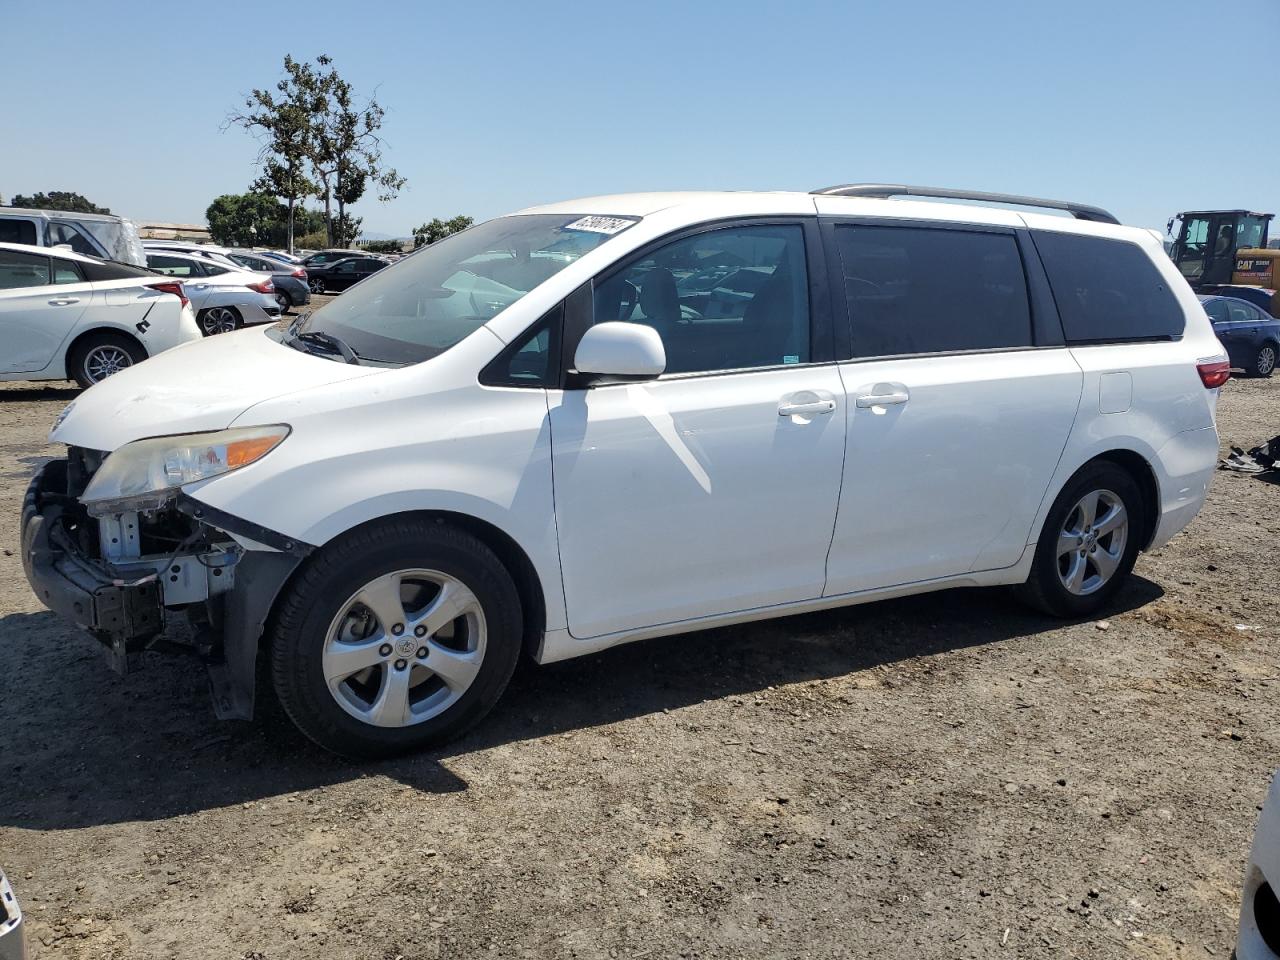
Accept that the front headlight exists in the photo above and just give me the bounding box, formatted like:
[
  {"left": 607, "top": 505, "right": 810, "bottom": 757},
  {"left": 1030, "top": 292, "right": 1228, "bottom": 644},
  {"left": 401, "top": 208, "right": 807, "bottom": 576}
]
[{"left": 81, "top": 425, "right": 290, "bottom": 515}]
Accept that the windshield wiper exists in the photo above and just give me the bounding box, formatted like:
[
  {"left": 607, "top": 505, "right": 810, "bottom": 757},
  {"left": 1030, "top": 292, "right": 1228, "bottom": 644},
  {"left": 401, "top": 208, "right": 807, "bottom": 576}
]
[{"left": 291, "top": 330, "right": 362, "bottom": 364}]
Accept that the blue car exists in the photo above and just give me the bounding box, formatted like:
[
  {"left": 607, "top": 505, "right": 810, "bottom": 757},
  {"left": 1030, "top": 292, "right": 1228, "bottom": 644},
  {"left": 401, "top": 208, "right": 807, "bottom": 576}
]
[{"left": 1200, "top": 294, "right": 1280, "bottom": 377}]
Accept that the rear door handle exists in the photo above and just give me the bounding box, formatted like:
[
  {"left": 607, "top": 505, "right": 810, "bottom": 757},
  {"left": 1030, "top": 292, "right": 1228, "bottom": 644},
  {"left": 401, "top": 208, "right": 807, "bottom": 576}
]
[
  {"left": 855, "top": 384, "right": 910, "bottom": 408},
  {"left": 47, "top": 297, "right": 80, "bottom": 306},
  {"left": 778, "top": 399, "right": 836, "bottom": 417}
]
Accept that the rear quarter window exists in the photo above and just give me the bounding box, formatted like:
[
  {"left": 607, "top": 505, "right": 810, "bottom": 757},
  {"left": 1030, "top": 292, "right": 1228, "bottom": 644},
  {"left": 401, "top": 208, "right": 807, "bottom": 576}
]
[{"left": 1032, "top": 231, "right": 1183, "bottom": 343}]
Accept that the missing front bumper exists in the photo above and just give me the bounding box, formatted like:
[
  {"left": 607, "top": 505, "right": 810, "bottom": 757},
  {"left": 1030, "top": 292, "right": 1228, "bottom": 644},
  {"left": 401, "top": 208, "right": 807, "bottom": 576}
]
[
  {"left": 20, "top": 457, "right": 310, "bottom": 720},
  {"left": 21, "top": 460, "right": 163, "bottom": 663}
]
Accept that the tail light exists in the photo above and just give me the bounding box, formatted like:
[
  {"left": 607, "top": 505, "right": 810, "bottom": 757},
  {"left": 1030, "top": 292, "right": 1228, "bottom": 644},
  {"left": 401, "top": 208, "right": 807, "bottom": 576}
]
[
  {"left": 291, "top": 268, "right": 306, "bottom": 278},
  {"left": 247, "top": 279, "right": 275, "bottom": 294},
  {"left": 147, "top": 280, "right": 189, "bottom": 309},
  {"left": 1197, "top": 359, "right": 1231, "bottom": 388}
]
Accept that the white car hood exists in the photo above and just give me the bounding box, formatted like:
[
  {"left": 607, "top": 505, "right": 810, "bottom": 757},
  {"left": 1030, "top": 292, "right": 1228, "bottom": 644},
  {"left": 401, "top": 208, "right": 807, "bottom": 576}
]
[{"left": 52, "top": 326, "right": 382, "bottom": 451}]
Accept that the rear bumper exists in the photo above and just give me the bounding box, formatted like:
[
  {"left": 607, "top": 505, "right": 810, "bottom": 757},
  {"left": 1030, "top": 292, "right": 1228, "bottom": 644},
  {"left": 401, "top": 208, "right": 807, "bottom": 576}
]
[
  {"left": 20, "top": 460, "right": 162, "bottom": 646},
  {"left": 274, "top": 277, "right": 310, "bottom": 306},
  {"left": 1150, "top": 425, "right": 1219, "bottom": 549},
  {"left": 241, "top": 295, "right": 283, "bottom": 326}
]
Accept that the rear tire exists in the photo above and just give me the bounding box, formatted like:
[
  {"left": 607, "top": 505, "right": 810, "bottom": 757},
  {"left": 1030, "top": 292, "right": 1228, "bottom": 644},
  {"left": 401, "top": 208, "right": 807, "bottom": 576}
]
[
  {"left": 1252, "top": 342, "right": 1277, "bottom": 378},
  {"left": 1018, "top": 461, "right": 1144, "bottom": 618},
  {"left": 197, "top": 306, "right": 242, "bottom": 336},
  {"left": 270, "top": 518, "right": 523, "bottom": 760},
  {"left": 308, "top": 278, "right": 325, "bottom": 294},
  {"left": 275, "top": 292, "right": 292, "bottom": 314},
  {"left": 67, "top": 333, "right": 146, "bottom": 388}
]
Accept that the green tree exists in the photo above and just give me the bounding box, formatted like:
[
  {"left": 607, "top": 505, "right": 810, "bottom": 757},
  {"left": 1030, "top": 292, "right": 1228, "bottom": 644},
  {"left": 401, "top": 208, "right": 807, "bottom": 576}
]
[
  {"left": 331, "top": 212, "right": 363, "bottom": 247},
  {"left": 207, "top": 192, "right": 328, "bottom": 247},
  {"left": 227, "top": 54, "right": 325, "bottom": 253},
  {"left": 360, "top": 239, "right": 406, "bottom": 254},
  {"left": 206, "top": 192, "right": 287, "bottom": 246},
  {"left": 307, "top": 56, "right": 405, "bottom": 245},
  {"left": 10, "top": 191, "right": 110, "bottom": 214},
  {"left": 414, "top": 215, "right": 473, "bottom": 248}
]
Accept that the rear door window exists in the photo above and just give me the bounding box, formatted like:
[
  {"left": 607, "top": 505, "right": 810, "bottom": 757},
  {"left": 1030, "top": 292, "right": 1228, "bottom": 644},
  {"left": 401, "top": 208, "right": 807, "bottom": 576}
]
[
  {"left": 148, "top": 254, "right": 199, "bottom": 277},
  {"left": 1033, "top": 231, "right": 1183, "bottom": 343},
  {"left": 1203, "top": 299, "right": 1229, "bottom": 323},
  {"left": 0, "top": 250, "right": 52, "bottom": 289},
  {"left": 832, "top": 224, "right": 1032, "bottom": 357}
]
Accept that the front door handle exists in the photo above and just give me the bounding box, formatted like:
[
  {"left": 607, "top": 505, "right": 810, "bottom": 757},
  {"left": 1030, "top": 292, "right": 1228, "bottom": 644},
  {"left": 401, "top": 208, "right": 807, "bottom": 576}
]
[
  {"left": 855, "top": 384, "right": 910, "bottom": 408},
  {"left": 778, "top": 398, "right": 836, "bottom": 417},
  {"left": 47, "top": 297, "right": 80, "bottom": 306}
]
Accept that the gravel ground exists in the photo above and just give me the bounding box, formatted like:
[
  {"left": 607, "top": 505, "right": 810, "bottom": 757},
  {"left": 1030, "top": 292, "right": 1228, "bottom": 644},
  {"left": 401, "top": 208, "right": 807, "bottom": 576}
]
[{"left": 0, "top": 364, "right": 1277, "bottom": 960}]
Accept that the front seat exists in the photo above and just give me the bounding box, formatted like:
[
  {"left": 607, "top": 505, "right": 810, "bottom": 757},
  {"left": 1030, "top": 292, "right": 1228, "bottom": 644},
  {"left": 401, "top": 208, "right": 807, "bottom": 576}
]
[
  {"left": 736, "top": 263, "right": 795, "bottom": 367},
  {"left": 639, "top": 268, "right": 680, "bottom": 331},
  {"left": 638, "top": 268, "right": 687, "bottom": 371}
]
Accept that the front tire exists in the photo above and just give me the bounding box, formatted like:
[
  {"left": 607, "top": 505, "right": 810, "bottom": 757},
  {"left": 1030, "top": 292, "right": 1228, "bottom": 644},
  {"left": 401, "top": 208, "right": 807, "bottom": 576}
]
[
  {"left": 270, "top": 518, "right": 523, "bottom": 759},
  {"left": 1018, "top": 461, "right": 1144, "bottom": 618},
  {"left": 1253, "top": 342, "right": 1277, "bottom": 378},
  {"left": 68, "top": 333, "right": 146, "bottom": 388}
]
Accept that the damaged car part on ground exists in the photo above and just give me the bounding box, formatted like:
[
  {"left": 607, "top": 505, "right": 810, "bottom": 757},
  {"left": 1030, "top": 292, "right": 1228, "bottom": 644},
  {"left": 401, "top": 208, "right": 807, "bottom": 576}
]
[
  {"left": 20, "top": 186, "right": 1225, "bottom": 759},
  {"left": 0, "top": 868, "right": 25, "bottom": 960}
]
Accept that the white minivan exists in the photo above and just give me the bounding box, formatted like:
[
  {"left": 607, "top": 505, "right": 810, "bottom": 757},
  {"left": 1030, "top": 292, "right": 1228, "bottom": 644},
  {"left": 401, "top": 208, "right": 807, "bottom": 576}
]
[{"left": 21, "top": 185, "right": 1226, "bottom": 758}]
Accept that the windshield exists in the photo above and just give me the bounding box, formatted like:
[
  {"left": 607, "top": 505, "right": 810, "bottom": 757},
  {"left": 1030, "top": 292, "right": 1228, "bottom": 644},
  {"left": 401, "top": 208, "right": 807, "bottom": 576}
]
[{"left": 291, "top": 214, "right": 636, "bottom": 364}]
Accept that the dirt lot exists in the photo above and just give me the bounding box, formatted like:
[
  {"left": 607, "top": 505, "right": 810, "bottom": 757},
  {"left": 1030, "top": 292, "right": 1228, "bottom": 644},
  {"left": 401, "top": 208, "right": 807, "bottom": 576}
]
[{"left": 0, "top": 368, "right": 1277, "bottom": 960}]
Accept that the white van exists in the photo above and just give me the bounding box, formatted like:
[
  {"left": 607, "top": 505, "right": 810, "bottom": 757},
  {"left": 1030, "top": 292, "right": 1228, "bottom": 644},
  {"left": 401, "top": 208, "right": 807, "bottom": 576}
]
[
  {"left": 21, "top": 185, "right": 1226, "bottom": 758},
  {"left": 0, "top": 207, "right": 147, "bottom": 266}
]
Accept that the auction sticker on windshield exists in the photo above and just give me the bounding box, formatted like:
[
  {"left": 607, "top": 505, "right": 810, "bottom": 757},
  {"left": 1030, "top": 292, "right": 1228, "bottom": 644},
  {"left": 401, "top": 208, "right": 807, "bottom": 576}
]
[{"left": 563, "top": 216, "right": 636, "bottom": 235}]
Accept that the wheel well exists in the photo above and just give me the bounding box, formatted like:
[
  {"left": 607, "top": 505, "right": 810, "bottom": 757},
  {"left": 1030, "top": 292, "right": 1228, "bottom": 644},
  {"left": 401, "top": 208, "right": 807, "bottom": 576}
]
[
  {"left": 1092, "top": 450, "right": 1159, "bottom": 549},
  {"left": 63, "top": 328, "right": 146, "bottom": 379},
  {"left": 377, "top": 510, "right": 547, "bottom": 660}
]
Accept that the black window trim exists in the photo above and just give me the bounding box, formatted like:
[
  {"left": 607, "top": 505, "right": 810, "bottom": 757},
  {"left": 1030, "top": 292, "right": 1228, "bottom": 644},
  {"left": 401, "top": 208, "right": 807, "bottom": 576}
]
[
  {"left": 479, "top": 303, "right": 564, "bottom": 389},
  {"left": 819, "top": 215, "right": 1066, "bottom": 364},
  {"left": 556, "top": 215, "right": 833, "bottom": 389}
]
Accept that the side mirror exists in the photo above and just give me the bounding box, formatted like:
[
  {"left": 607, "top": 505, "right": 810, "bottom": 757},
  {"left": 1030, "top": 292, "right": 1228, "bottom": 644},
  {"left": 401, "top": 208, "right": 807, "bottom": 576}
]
[{"left": 573, "top": 322, "right": 666, "bottom": 382}]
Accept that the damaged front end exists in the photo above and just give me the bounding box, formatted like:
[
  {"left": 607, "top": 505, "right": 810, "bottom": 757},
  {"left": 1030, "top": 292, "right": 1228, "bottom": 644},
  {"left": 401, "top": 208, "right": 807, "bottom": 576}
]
[{"left": 21, "top": 448, "right": 308, "bottom": 720}]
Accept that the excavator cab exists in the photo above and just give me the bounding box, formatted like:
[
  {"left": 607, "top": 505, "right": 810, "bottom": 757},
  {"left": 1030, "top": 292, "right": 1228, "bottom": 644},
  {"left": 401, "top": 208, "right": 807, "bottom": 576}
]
[{"left": 1168, "top": 210, "right": 1272, "bottom": 289}]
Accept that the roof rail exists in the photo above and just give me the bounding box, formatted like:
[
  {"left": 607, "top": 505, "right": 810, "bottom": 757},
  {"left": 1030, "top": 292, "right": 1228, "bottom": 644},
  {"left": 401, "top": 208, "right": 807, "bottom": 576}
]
[{"left": 810, "top": 183, "right": 1120, "bottom": 225}]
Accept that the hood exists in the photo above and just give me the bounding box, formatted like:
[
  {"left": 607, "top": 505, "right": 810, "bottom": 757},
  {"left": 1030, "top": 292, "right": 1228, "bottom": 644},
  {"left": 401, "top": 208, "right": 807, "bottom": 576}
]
[{"left": 52, "top": 326, "right": 383, "bottom": 451}]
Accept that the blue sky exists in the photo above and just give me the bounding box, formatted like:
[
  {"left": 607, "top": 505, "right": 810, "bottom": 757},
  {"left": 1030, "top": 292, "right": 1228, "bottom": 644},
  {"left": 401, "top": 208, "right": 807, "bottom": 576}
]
[{"left": 4, "top": 0, "right": 1277, "bottom": 238}]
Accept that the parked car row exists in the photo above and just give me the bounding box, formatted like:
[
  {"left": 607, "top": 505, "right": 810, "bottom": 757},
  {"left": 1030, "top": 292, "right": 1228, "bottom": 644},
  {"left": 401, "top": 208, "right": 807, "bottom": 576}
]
[
  {"left": 0, "top": 241, "right": 200, "bottom": 387},
  {"left": 143, "top": 240, "right": 307, "bottom": 316}
]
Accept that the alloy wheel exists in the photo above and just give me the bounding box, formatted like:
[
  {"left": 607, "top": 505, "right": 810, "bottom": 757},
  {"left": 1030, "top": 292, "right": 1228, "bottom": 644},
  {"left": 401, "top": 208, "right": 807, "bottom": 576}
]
[
  {"left": 82, "top": 345, "right": 134, "bottom": 383},
  {"left": 309, "top": 279, "right": 325, "bottom": 294},
  {"left": 321, "top": 568, "right": 487, "bottom": 728},
  {"left": 275, "top": 292, "right": 291, "bottom": 313},
  {"left": 201, "top": 307, "right": 239, "bottom": 335},
  {"left": 1259, "top": 345, "right": 1276, "bottom": 376},
  {"left": 1056, "top": 489, "right": 1128, "bottom": 596}
]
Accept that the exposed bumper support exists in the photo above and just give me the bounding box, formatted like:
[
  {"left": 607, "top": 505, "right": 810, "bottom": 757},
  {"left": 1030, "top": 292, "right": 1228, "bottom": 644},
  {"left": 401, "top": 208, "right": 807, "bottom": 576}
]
[
  {"left": 21, "top": 459, "right": 310, "bottom": 720},
  {"left": 21, "top": 461, "right": 162, "bottom": 665}
]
